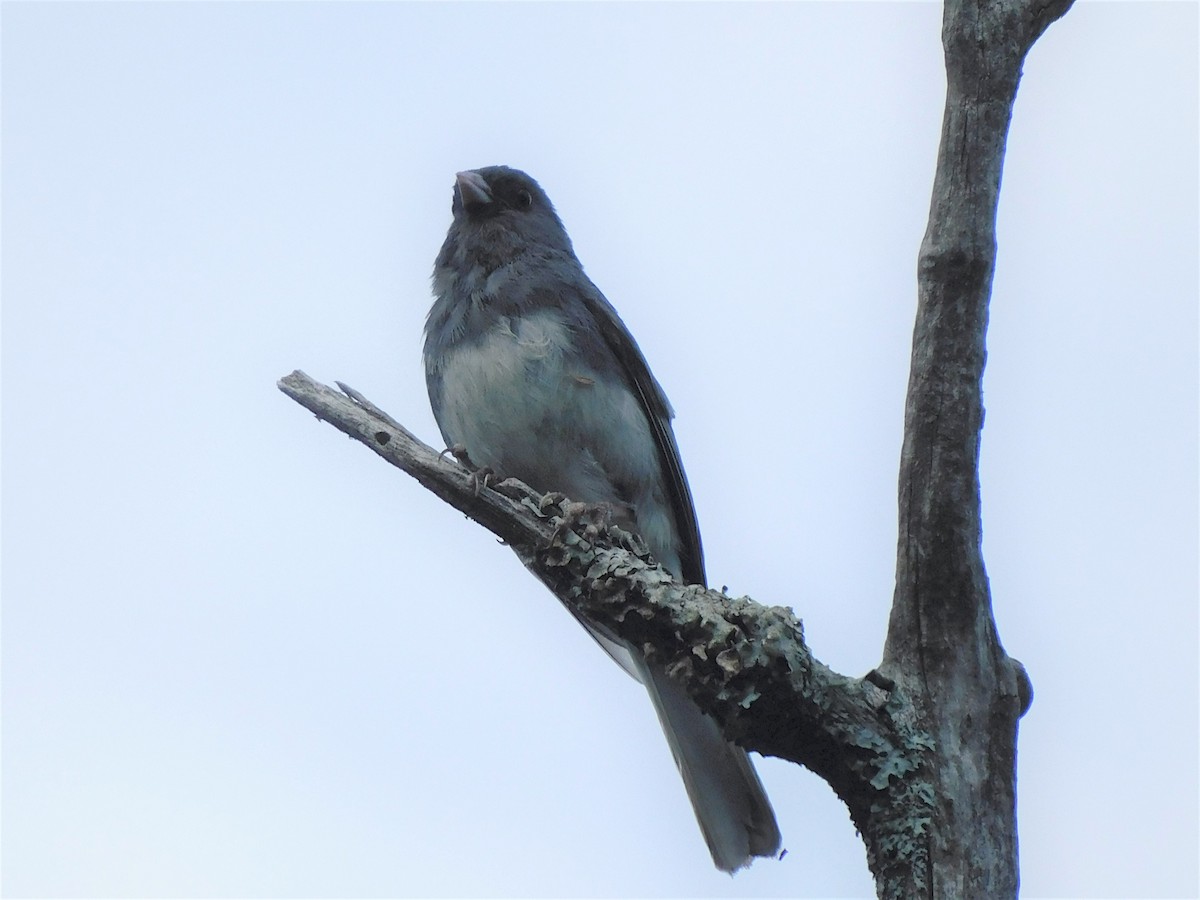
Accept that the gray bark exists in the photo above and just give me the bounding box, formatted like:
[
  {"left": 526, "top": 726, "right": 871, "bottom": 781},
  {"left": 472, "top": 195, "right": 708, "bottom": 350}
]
[
  {"left": 278, "top": 1, "right": 1072, "bottom": 894},
  {"left": 878, "top": 0, "right": 1072, "bottom": 893}
]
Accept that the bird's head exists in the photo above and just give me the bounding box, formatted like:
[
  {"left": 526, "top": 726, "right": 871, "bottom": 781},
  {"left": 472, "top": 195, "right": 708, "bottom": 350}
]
[{"left": 440, "top": 166, "right": 575, "bottom": 268}]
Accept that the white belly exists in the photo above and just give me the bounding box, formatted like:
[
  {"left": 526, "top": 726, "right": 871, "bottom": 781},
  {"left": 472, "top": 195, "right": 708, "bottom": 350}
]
[{"left": 434, "top": 307, "right": 681, "bottom": 573}]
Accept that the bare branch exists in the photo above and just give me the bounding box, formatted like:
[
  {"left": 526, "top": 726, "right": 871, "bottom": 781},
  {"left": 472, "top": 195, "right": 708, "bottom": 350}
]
[
  {"left": 278, "top": 370, "right": 553, "bottom": 549},
  {"left": 278, "top": 372, "right": 836, "bottom": 761},
  {"left": 278, "top": 369, "right": 936, "bottom": 894}
]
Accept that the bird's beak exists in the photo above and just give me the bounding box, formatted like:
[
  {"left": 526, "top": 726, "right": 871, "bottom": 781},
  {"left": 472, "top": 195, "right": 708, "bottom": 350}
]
[{"left": 456, "top": 170, "right": 493, "bottom": 210}]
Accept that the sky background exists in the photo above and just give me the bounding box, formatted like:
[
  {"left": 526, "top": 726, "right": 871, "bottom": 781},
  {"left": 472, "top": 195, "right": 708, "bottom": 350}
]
[{"left": 2, "top": 2, "right": 1196, "bottom": 898}]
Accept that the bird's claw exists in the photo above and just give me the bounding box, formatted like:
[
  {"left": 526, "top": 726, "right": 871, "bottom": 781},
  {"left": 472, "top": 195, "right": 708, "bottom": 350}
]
[
  {"left": 537, "top": 491, "right": 571, "bottom": 515},
  {"left": 438, "top": 444, "right": 502, "bottom": 496},
  {"left": 440, "top": 443, "right": 475, "bottom": 468},
  {"left": 469, "top": 466, "right": 498, "bottom": 496}
]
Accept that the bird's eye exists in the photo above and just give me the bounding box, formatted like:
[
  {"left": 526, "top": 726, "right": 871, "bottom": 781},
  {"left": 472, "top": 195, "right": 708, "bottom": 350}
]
[{"left": 516, "top": 189, "right": 532, "bottom": 210}]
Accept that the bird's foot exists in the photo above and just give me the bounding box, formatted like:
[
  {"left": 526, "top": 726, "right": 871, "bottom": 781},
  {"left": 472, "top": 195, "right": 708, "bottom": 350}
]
[
  {"left": 439, "top": 444, "right": 501, "bottom": 496},
  {"left": 536, "top": 491, "right": 572, "bottom": 516},
  {"left": 439, "top": 443, "right": 475, "bottom": 467}
]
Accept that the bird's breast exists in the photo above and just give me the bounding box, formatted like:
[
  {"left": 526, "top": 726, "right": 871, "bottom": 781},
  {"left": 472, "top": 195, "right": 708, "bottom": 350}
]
[
  {"left": 435, "top": 307, "right": 576, "bottom": 446},
  {"left": 434, "top": 308, "right": 656, "bottom": 487}
]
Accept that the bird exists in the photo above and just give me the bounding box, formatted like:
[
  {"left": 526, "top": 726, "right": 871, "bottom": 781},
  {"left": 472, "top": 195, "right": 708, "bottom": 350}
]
[{"left": 422, "top": 165, "right": 781, "bottom": 872}]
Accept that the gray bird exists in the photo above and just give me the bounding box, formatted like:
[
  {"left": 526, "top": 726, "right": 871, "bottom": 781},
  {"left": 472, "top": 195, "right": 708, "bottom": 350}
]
[{"left": 423, "top": 165, "right": 780, "bottom": 872}]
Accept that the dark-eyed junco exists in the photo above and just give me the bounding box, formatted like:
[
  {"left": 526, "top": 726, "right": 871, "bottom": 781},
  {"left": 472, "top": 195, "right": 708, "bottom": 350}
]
[{"left": 423, "top": 166, "right": 780, "bottom": 872}]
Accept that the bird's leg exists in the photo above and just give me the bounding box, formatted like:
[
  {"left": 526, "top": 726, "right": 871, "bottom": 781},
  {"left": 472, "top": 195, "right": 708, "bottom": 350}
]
[
  {"left": 439, "top": 443, "right": 500, "bottom": 496},
  {"left": 439, "top": 442, "right": 475, "bottom": 467}
]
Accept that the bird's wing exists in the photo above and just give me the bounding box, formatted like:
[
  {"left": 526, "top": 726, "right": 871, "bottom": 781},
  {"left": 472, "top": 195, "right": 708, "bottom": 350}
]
[{"left": 580, "top": 287, "right": 707, "bottom": 587}]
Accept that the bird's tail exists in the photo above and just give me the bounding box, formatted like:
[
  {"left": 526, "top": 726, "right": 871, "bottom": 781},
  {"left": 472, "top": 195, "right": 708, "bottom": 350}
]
[{"left": 634, "top": 655, "right": 782, "bottom": 873}]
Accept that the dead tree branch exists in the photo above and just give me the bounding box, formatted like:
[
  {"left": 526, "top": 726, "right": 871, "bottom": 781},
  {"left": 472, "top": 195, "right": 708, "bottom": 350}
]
[{"left": 278, "top": 370, "right": 933, "bottom": 893}]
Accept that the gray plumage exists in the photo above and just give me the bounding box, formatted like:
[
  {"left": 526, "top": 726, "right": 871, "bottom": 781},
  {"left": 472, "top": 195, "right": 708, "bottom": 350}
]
[{"left": 423, "top": 166, "right": 780, "bottom": 872}]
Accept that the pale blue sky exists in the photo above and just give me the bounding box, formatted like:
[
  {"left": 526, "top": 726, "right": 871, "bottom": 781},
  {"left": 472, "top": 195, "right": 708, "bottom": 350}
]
[{"left": 3, "top": 2, "right": 1197, "bottom": 897}]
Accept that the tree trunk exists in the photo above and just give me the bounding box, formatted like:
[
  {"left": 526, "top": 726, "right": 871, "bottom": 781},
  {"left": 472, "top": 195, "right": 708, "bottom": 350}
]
[{"left": 878, "top": 0, "right": 1072, "bottom": 894}]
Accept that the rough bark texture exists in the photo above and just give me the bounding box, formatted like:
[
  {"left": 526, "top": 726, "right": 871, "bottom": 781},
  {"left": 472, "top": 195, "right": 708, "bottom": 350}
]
[
  {"left": 279, "top": 2, "right": 1072, "bottom": 895},
  {"left": 278, "top": 370, "right": 936, "bottom": 880},
  {"left": 877, "top": 0, "right": 1072, "bottom": 895}
]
